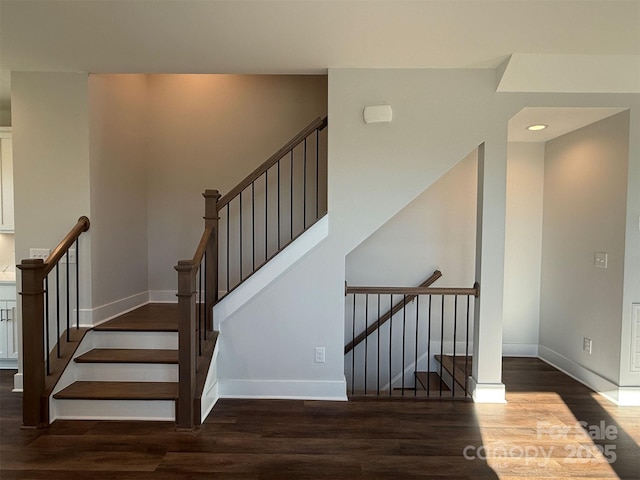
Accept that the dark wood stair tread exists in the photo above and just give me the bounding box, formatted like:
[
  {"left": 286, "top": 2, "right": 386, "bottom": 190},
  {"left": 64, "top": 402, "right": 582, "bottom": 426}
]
[
  {"left": 93, "top": 304, "right": 179, "bottom": 332},
  {"left": 434, "top": 354, "right": 472, "bottom": 391},
  {"left": 414, "top": 371, "right": 451, "bottom": 392},
  {"left": 54, "top": 381, "right": 178, "bottom": 400},
  {"left": 75, "top": 349, "right": 178, "bottom": 364}
]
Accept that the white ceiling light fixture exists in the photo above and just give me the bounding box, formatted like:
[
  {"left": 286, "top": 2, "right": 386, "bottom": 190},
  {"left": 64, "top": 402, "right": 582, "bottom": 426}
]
[{"left": 526, "top": 124, "right": 548, "bottom": 131}]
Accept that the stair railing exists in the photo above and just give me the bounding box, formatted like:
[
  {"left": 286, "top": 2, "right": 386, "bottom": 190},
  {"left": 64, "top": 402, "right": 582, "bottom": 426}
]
[
  {"left": 175, "top": 190, "right": 219, "bottom": 430},
  {"left": 345, "top": 282, "right": 479, "bottom": 398},
  {"left": 176, "top": 117, "right": 328, "bottom": 429},
  {"left": 344, "top": 270, "right": 442, "bottom": 354},
  {"left": 217, "top": 116, "right": 328, "bottom": 298},
  {"left": 18, "top": 215, "right": 90, "bottom": 427}
]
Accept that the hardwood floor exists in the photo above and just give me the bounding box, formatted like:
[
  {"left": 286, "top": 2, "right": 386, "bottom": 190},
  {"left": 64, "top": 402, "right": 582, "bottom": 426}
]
[{"left": 1, "top": 358, "right": 639, "bottom": 479}]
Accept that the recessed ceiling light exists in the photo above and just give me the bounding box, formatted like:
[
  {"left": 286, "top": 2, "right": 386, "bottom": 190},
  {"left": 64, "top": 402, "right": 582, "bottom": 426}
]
[{"left": 526, "top": 124, "right": 548, "bottom": 131}]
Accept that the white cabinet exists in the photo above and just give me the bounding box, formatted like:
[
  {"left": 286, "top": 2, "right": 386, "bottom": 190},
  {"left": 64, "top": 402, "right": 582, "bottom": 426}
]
[
  {"left": 0, "top": 128, "right": 14, "bottom": 233},
  {"left": 0, "top": 300, "right": 18, "bottom": 362}
]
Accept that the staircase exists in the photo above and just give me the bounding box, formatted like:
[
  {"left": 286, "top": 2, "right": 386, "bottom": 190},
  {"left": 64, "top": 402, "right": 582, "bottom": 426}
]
[
  {"left": 51, "top": 304, "right": 182, "bottom": 421},
  {"left": 19, "top": 117, "right": 327, "bottom": 428},
  {"left": 345, "top": 278, "right": 477, "bottom": 399}
]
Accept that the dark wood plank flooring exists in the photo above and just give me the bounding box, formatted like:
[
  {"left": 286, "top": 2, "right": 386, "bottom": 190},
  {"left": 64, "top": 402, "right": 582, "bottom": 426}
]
[{"left": 2, "top": 358, "right": 640, "bottom": 479}]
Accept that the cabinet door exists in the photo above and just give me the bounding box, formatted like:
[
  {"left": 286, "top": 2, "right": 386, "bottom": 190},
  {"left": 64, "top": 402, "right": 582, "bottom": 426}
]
[
  {"left": 0, "top": 136, "right": 14, "bottom": 232},
  {"left": 0, "top": 301, "right": 18, "bottom": 359},
  {"left": 0, "top": 301, "right": 8, "bottom": 358},
  {"left": 5, "top": 301, "right": 18, "bottom": 359}
]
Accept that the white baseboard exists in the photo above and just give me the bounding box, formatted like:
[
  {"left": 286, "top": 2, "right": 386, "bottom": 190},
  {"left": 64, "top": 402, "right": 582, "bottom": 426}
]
[
  {"left": 214, "top": 216, "right": 329, "bottom": 329},
  {"left": 503, "top": 343, "right": 538, "bottom": 357},
  {"left": 617, "top": 387, "right": 640, "bottom": 406},
  {"left": 468, "top": 377, "right": 506, "bottom": 403},
  {"left": 219, "top": 376, "right": 347, "bottom": 401},
  {"left": 538, "top": 345, "right": 622, "bottom": 404},
  {"left": 149, "top": 290, "right": 177, "bottom": 303},
  {"left": 87, "top": 291, "right": 150, "bottom": 327},
  {"left": 13, "top": 372, "right": 22, "bottom": 392}
]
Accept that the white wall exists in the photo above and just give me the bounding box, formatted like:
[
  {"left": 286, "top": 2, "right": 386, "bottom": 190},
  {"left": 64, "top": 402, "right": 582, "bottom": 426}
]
[
  {"left": 540, "top": 112, "right": 629, "bottom": 386},
  {"left": 89, "top": 75, "right": 149, "bottom": 318},
  {"left": 346, "top": 149, "right": 477, "bottom": 288},
  {"left": 11, "top": 72, "right": 93, "bottom": 377},
  {"left": 503, "top": 142, "right": 544, "bottom": 355},
  {"left": 145, "top": 75, "right": 327, "bottom": 295}
]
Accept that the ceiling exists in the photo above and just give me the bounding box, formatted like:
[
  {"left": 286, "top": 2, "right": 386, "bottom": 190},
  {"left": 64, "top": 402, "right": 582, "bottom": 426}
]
[
  {"left": 1, "top": 0, "right": 639, "bottom": 115},
  {"left": 508, "top": 107, "right": 628, "bottom": 143}
]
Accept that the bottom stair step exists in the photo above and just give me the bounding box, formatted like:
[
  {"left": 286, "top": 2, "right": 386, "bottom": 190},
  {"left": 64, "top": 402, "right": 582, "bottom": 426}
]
[{"left": 53, "top": 381, "right": 178, "bottom": 400}]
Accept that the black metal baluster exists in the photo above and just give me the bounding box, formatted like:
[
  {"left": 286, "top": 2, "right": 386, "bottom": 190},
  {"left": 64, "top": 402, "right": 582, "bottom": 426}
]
[
  {"left": 45, "top": 276, "right": 50, "bottom": 375},
  {"left": 203, "top": 251, "right": 207, "bottom": 339},
  {"left": 389, "top": 294, "right": 392, "bottom": 396},
  {"left": 290, "top": 150, "right": 294, "bottom": 241},
  {"left": 265, "top": 171, "right": 268, "bottom": 263},
  {"left": 439, "top": 295, "right": 445, "bottom": 397},
  {"left": 226, "top": 204, "right": 230, "bottom": 294},
  {"left": 252, "top": 182, "right": 256, "bottom": 272},
  {"left": 239, "top": 192, "right": 243, "bottom": 284},
  {"left": 364, "top": 294, "right": 368, "bottom": 395},
  {"left": 377, "top": 294, "right": 380, "bottom": 395},
  {"left": 198, "top": 262, "right": 202, "bottom": 356},
  {"left": 414, "top": 295, "right": 419, "bottom": 396},
  {"left": 303, "top": 138, "right": 307, "bottom": 228},
  {"left": 452, "top": 295, "right": 458, "bottom": 397},
  {"left": 315, "top": 128, "right": 319, "bottom": 219},
  {"left": 465, "top": 295, "right": 470, "bottom": 396},
  {"left": 427, "top": 295, "right": 432, "bottom": 397},
  {"left": 277, "top": 160, "right": 281, "bottom": 249},
  {"left": 55, "top": 265, "right": 60, "bottom": 357},
  {"left": 351, "top": 294, "right": 356, "bottom": 395},
  {"left": 66, "top": 251, "right": 70, "bottom": 342},
  {"left": 402, "top": 295, "right": 406, "bottom": 395},
  {"left": 75, "top": 238, "right": 79, "bottom": 330}
]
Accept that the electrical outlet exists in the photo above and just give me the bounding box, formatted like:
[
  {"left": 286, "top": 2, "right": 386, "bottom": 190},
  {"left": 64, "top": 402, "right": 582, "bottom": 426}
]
[
  {"left": 314, "top": 347, "right": 325, "bottom": 363},
  {"left": 29, "top": 248, "right": 50, "bottom": 260},
  {"left": 594, "top": 252, "right": 608, "bottom": 269},
  {"left": 583, "top": 337, "right": 592, "bottom": 355}
]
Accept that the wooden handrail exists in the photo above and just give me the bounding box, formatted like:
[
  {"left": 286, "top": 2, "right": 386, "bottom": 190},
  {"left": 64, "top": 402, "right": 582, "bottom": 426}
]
[
  {"left": 43, "top": 216, "right": 90, "bottom": 275},
  {"left": 190, "top": 224, "right": 214, "bottom": 268},
  {"left": 18, "top": 216, "right": 90, "bottom": 428},
  {"left": 175, "top": 190, "right": 220, "bottom": 430},
  {"left": 346, "top": 284, "right": 479, "bottom": 297},
  {"left": 344, "top": 270, "right": 443, "bottom": 355},
  {"left": 217, "top": 116, "right": 328, "bottom": 209}
]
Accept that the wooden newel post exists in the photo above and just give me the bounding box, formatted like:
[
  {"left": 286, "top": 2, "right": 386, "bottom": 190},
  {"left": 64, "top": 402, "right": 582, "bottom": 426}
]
[
  {"left": 175, "top": 260, "right": 196, "bottom": 430},
  {"left": 17, "top": 258, "right": 48, "bottom": 428},
  {"left": 203, "top": 189, "right": 220, "bottom": 332}
]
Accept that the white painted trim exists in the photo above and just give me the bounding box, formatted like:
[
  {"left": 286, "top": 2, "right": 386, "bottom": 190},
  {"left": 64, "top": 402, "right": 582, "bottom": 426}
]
[
  {"left": 87, "top": 291, "right": 150, "bottom": 327},
  {"left": 214, "top": 216, "right": 329, "bottom": 329},
  {"left": 149, "top": 290, "right": 178, "bottom": 303},
  {"left": 538, "top": 345, "right": 620, "bottom": 404},
  {"left": 219, "top": 376, "right": 347, "bottom": 401},
  {"left": 51, "top": 399, "right": 175, "bottom": 422},
  {"left": 12, "top": 372, "right": 22, "bottom": 392},
  {"left": 200, "top": 340, "right": 220, "bottom": 422},
  {"left": 502, "top": 343, "right": 538, "bottom": 357},
  {"left": 469, "top": 377, "right": 506, "bottom": 403},
  {"left": 617, "top": 387, "right": 640, "bottom": 406}
]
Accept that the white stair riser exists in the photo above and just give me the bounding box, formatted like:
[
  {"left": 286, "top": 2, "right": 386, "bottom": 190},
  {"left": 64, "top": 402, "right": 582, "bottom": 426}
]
[
  {"left": 51, "top": 398, "right": 175, "bottom": 421},
  {"left": 75, "top": 363, "right": 178, "bottom": 382},
  {"left": 92, "top": 331, "right": 178, "bottom": 350}
]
